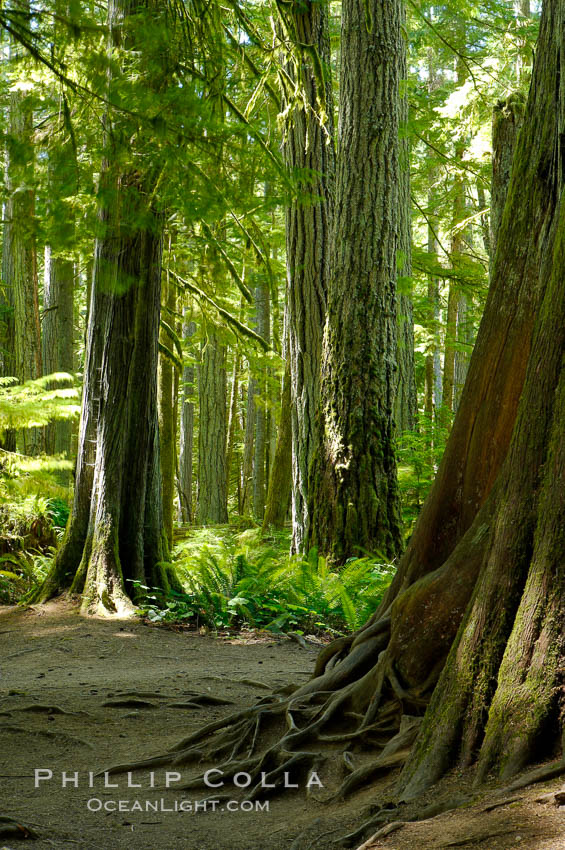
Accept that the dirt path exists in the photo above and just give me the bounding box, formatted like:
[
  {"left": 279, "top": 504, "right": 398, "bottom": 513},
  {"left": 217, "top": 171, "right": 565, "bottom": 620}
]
[{"left": 2, "top": 601, "right": 565, "bottom": 850}]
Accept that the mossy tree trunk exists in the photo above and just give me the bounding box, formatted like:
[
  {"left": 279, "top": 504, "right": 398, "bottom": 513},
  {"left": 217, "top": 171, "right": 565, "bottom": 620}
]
[
  {"left": 262, "top": 358, "right": 292, "bottom": 531},
  {"left": 490, "top": 93, "right": 526, "bottom": 272},
  {"left": 398, "top": 0, "right": 565, "bottom": 796},
  {"left": 306, "top": 0, "right": 403, "bottom": 563}
]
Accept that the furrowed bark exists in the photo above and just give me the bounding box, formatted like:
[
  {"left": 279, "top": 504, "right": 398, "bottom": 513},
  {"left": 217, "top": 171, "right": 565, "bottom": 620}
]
[
  {"left": 197, "top": 328, "right": 228, "bottom": 524},
  {"left": 281, "top": 0, "right": 335, "bottom": 553},
  {"left": 307, "top": 0, "right": 403, "bottom": 563}
]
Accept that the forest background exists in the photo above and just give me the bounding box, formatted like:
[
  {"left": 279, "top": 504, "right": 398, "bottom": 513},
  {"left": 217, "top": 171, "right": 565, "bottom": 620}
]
[{"left": 0, "top": 0, "right": 537, "bottom": 627}]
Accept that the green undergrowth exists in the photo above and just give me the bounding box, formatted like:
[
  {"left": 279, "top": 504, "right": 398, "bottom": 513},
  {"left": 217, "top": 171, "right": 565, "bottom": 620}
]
[
  {"left": 0, "top": 451, "right": 71, "bottom": 603},
  {"left": 398, "top": 411, "right": 451, "bottom": 534},
  {"left": 130, "top": 526, "right": 396, "bottom": 636}
]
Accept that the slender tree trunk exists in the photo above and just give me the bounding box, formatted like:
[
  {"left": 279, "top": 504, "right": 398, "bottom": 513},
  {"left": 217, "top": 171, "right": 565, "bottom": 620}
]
[
  {"left": 240, "top": 369, "right": 255, "bottom": 516},
  {"left": 0, "top": 197, "right": 16, "bottom": 453},
  {"left": 477, "top": 183, "right": 491, "bottom": 259},
  {"left": 395, "top": 7, "right": 416, "bottom": 434},
  {"left": 225, "top": 352, "right": 240, "bottom": 503},
  {"left": 281, "top": 0, "right": 335, "bottom": 552},
  {"left": 42, "top": 127, "right": 77, "bottom": 459},
  {"left": 178, "top": 315, "right": 195, "bottom": 523},
  {"left": 7, "top": 44, "right": 42, "bottom": 455},
  {"left": 197, "top": 329, "right": 228, "bottom": 524},
  {"left": 262, "top": 360, "right": 292, "bottom": 531},
  {"left": 307, "top": 0, "right": 403, "bottom": 562},
  {"left": 424, "top": 228, "right": 441, "bottom": 419},
  {"left": 158, "top": 266, "right": 177, "bottom": 549},
  {"left": 252, "top": 277, "right": 270, "bottom": 519},
  {"left": 454, "top": 293, "right": 470, "bottom": 409},
  {"left": 425, "top": 53, "right": 442, "bottom": 421},
  {"left": 42, "top": 247, "right": 75, "bottom": 457},
  {"left": 442, "top": 284, "right": 458, "bottom": 414}
]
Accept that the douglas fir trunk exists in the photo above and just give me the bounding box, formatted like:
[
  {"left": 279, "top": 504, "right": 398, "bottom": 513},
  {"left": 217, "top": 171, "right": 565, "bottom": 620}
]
[{"left": 307, "top": 0, "right": 403, "bottom": 562}]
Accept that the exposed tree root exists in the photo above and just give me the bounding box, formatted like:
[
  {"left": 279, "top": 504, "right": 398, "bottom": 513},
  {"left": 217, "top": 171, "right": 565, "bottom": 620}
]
[
  {"left": 340, "top": 795, "right": 472, "bottom": 848},
  {"left": 16, "top": 704, "right": 82, "bottom": 716},
  {"left": 356, "top": 821, "right": 406, "bottom": 848},
  {"left": 329, "top": 717, "right": 422, "bottom": 801},
  {"left": 0, "top": 814, "right": 40, "bottom": 840},
  {"left": 102, "top": 698, "right": 158, "bottom": 709},
  {"left": 498, "top": 759, "right": 565, "bottom": 794},
  {"left": 481, "top": 796, "right": 523, "bottom": 812}
]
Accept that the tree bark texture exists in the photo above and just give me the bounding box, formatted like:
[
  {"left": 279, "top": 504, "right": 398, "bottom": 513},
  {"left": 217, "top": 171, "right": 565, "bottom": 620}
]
[
  {"left": 395, "top": 9, "right": 417, "bottom": 434},
  {"left": 178, "top": 316, "right": 195, "bottom": 523},
  {"left": 158, "top": 269, "right": 177, "bottom": 548},
  {"left": 7, "top": 65, "right": 42, "bottom": 455},
  {"left": 252, "top": 277, "right": 270, "bottom": 519},
  {"left": 240, "top": 370, "right": 255, "bottom": 516},
  {"left": 109, "top": 0, "right": 565, "bottom": 829},
  {"left": 281, "top": 0, "right": 335, "bottom": 553},
  {"left": 307, "top": 0, "right": 403, "bottom": 563},
  {"left": 197, "top": 329, "right": 228, "bottom": 524},
  {"left": 262, "top": 359, "right": 292, "bottom": 530},
  {"left": 490, "top": 93, "right": 526, "bottom": 272}
]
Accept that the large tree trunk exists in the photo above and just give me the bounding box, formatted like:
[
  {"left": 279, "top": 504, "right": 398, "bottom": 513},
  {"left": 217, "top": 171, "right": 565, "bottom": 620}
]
[
  {"left": 306, "top": 0, "right": 403, "bottom": 562},
  {"left": 33, "top": 0, "right": 174, "bottom": 613},
  {"left": 397, "top": 0, "right": 565, "bottom": 796},
  {"left": 281, "top": 0, "right": 335, "bottom": 553}
]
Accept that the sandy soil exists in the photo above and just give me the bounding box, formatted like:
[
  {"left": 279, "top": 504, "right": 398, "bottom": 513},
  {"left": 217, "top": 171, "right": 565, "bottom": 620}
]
[{"left": 1, "top": 600, "right": 565, "bottom": 850}]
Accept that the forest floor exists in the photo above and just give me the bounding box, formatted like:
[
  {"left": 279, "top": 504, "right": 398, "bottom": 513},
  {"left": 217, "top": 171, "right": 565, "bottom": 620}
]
[{"left": 1, "top": 600, "right": 565, "bottom": 850}]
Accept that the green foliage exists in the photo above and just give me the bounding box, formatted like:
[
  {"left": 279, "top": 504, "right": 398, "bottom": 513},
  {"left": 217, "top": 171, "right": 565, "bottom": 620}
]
[
  {"left": 0, "top": 374, "right": 80, "bottom": 434},
  {"left": 397, "top": 411, "right": 451, "bottom": 533},
  {"left": 0, "top": 548, "right": 53, "bottom": 603},
  {"left": 130, "top": 527, "right": 395, "bottom": 634}
]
